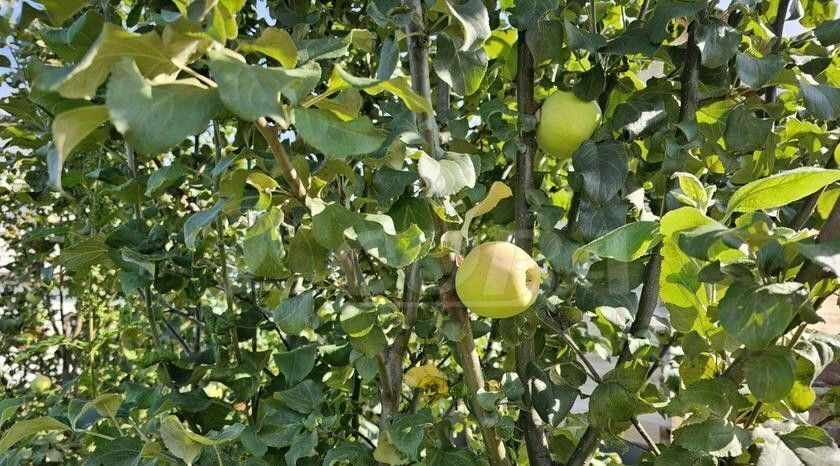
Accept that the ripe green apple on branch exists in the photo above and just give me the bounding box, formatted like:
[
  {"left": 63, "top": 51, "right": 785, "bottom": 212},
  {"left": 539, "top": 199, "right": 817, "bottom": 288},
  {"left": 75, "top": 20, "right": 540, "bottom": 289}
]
[
  {"left": 455, "top": 241, "right": 542, "bottom": 319},
  {"left": 536, "top": 90, "right": 602, "bottom": 160}
]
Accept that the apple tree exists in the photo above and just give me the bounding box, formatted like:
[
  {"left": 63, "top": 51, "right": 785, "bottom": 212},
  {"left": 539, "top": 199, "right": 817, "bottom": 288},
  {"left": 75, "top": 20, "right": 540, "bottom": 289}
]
[{"left": 1, "top": 0, "right": 840, "bottom": 465}]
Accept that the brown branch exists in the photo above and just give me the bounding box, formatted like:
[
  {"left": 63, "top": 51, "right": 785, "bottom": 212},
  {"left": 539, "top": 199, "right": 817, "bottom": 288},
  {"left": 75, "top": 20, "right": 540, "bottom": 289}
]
[
  {"left": 513, "top": 28, "right": 552, "bottom": 466},
  {"left": 764, "top": 0, "right": 792, "bottom": 103},
  {"left": 254, "top": 117, "right": 307, "bottom": 203}
]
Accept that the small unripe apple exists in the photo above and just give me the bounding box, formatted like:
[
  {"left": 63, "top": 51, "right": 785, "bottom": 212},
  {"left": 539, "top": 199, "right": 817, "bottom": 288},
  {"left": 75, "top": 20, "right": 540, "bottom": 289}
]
[
  {"left": 30, "top": 374, "right": 52, "bottom": 393},
  {"left": 455, "top": 242, "right": 541, "bottom": 319},
  {"left": 536, "top": 91, "right": 602, "bottom": 160}
]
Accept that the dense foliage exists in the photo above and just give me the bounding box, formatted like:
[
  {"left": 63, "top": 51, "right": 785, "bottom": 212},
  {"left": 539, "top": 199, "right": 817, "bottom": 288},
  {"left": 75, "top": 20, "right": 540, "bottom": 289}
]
[{"left": 1, "top": 0, "right": 840, "bottom": 464}]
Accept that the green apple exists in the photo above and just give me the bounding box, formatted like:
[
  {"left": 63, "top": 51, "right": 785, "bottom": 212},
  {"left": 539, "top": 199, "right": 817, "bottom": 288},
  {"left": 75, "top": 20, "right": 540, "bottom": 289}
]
[
  {"left": 536, "top": 90, "right": 602, "bottom": 160},
  {"left": 455, "top": 242, "right": 541, "bottom": 319},
  {"left": 30, "top": 374, "right": 52, "bottom": 393}
]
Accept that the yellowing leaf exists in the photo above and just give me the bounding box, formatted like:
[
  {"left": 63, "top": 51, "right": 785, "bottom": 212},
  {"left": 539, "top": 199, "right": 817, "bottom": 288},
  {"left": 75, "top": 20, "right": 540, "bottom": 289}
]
[
  {"left": 404, "top": 365, "right": 449, "bottom": 403},
  {"left": 460, "top": 181, "right": 512, "bottom": 240}
]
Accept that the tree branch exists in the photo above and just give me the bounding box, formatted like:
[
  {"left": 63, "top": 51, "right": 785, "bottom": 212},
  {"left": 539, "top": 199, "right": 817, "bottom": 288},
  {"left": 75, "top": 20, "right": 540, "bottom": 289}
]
[
  {"left": 764, "top": 0, "right": 792, "bottom": 103},
  {"left": 513, "top": 28, "right": 552, "bottom": 466},
  {"left": 255, "top": 117, "right": 307, "bottom": 203}
]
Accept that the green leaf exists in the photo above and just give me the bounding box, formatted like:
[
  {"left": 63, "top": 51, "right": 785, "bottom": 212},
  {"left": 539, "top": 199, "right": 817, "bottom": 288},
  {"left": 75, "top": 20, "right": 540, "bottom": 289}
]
[
  {"left": 41, "top": 11, "right": 103, "bottom": 62},
  {"left": 183, "top": 199, "right": 228, "bottom": 250},
  {"left": 577, "top": 198, "right": 628, "bottom": 241},
  {"left": 84, "top": 437, "right": 143, "bottom": 466},
  {"left": 91, "top": 393, "right": 123, "bottom": 419},
  {"left": 746, "top": 346, "right": 796, "bottom": 402},
  {"left": 417, "top": 151, "right": 476, "bottom": 197},
  {"left": 726, "top": 168, "right": 840, "bottom": 215},
  {"left": 800, "top": 81, "right": 840, "bottom": 121},
  {"left": 814, "top": 18, "right": 840, "bottom": 46},
  {"left": 563, "top": 20, "right": 606, "bottom": 54},
  {"left": 285, "top": 430, "right": 318, "bottom": 466},
  {"left": 275, "top": 344, "right": 317, "bottom": 386},
  {"left": 647, "top": 0, "right": 707, "bottom": 43},
  {"left": 0, "top": 417, "right": 70, "bottom": 454},
  {"left": 286, "top": 227, "right": 328, "bottom": 277},
  {"left": 735, "top": 53, "right": 784, "bottom": 89},
  {"left": 340, "top": 303, "right": 378, "bottom": 338},
  {"left": 40, "top": 0, "right": 91, "bottom": 25},
  {"left": 209, "top": 48, "right": 320, "bottom": 119},
  {"left": 610, "top": 96, "right": 667, "bottom": 139},
  {"left": 673, "top": 419, "right": 751, "bottom": 457},
  {"left": 59, "top": 233, "right": 112, "bottom": 273},
  {"left": 673, "top": 172, "right": 710, "bottom": 209},
  {"left": 695, "top": 18, "right": 741, "bottom": 68},
  {"left": 293, "top": 107, "right": 386, "bottom": 158},
  {"left": 440, "top": 0, "right": 491, "bottom": 51},
  {"left": 146, "top": 163, "right": 188, "bottom": 196},
  {"left": 433, "top": 33, "right": 488, "bottom": 96},
  {"left": 273, "top": 290, "right": 318, "bottom": 335},
  {"left": 323, "top": 442, "right": 374, "bottom": 465},
  {"left": 724, "top": 105, "right": 772, "bottom": 153},
  {"left": 0, "top": 398, "right": 24, "bottom": 426},
  {"left": 718, "top": 284, "right": 795, "bottom": 350},
  {"left": 527, "top": 363, "right": 579, "bottom": 427},
  {"left": 243, "top": 208, "right": 286, "bottom": 279},
  {"left": 573, "top": 221, "right": 661, "bottom": 268},
  {"left": 280, "top": 380, "right": 324, "bottom": 414},
  {"left": 348, "top": 215, "right": 426, "bottom": 268},
  {"left": 159, "top": 416, "right": 204, "bottom": 464},
  {"left": 572, "top": 140, "right": 629, "bottom": 204},
  {"left": 387, "top": 410, "right": 434, "bottom": 459},
  {"left": 106, "top": 60, "right": 222, "bottom": 155},
  {"left": 50, "top": 104, "right": 109, "bottom": 191},
  {"left": 37, "top": 23, "right": 179, "bottom": 99},
  {"left": 427, "top": 448, "right": 478, "bottom": 466},
  {"left": 796, "top": 240, "right": 840, "bottom": 277},
  {"left": 659, "top": 208, "right": 714, "bottom": 331},
  {"left": 509, "top": 0, "right": 556, "bottom": 30},
  {"left": 239, "top": 27, "right": 298, "bottom": 68}
]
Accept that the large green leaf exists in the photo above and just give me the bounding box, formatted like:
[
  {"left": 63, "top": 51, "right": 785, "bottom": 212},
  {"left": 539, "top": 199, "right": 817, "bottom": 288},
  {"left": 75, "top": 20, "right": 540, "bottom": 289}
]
[
  {"left": 243, "top": 208, "right": 286, "bottom": 279},
  {"left": 510, "top": 0, "right": 556, "bottom": 30},
  {"left": 735, "top": 53, "right": 784, "bottom": 89},
  {"left": 433, "top": 33, "right": 487, "bottom": 96},
  {"left": 59, "top": 233, "right": 112, "bottom": 273},
  {"left": 183, "top": 199, "right": 228, "bottom": 250},
  {"left": 573, "top": 221, "right": 661, "bottom": 269},
  {"left": 279, "top": 380, "right": 324, "bottom": 414},
  {"left": 439, "top": 0, "right": 491, "bottom": 51},
  {"left": 572, "top": 140, "right": 629, "bottom": 204},
  {"left": 275, "top": 344, "right": 317, "bottom": 386},
  {"left": 40, "top": 0, "right": 91, "bottom": 25},
  {"left": 106, "top": 60, "right": 222, "bottom": 155},
  {"left": 273, "top": 290, "right": 318, "bottom": 335},
  {"left": 239, "top": 27, "right": 298, "bottom": 68},
  {"left": 293, "top": 107, "right": 386, "bottom": 158},
  {"left": 84, "top": 437, "right": 143, "bottom": 466},
  {"left": 695, "top": 18, "right": 741, "bottom": 68},
  {"left": 0, "top": 417, "right": 70, "bottom": 454},
  {"left": 673, "top": 419, "right": 751, "bottom": 457},
  {"left": 800, "top": 82, "right": 840, "bottom": 121},
  {"left": 724, "top": 105, "right": 772, "bottom": 153},
  {"left": 417, "top": 152, "right": 476, "bottom": 197},
  {"left": 647, "top": 0, "right": 707, "bottom": 42},
  {"left": 387, "top": 410, "right": 434, "bottom": 459},
  {"left": 285, "top": 430, "right": 318, "bottom": 466},
  {"left": 50, "top": 104, "right": 109, "bottom": 191},
  {"left": 726, "top": 168, "right": 840, "bottom": 215},
  {"left": 718, "top": 284, "right": 796, "bottom": 350},
  {"left": 41, "top": 11, "right": 103, "bottom": 62},
  {"left": 209, "top": 48, "right": 320, "bottom": 119},
  {"left": 745, "top": 346, "right": 796, "bottom": 402},
  {"left": 37, "top": 23, "right": 179, "bottom": 99}
]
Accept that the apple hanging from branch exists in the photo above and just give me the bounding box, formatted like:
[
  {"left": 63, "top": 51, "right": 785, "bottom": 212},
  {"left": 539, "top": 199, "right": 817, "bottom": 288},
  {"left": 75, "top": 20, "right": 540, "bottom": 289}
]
[
  {"left": 536, "top": 90, "right": 602, "bottom": 160},
  {"left": 455, "top": 242, "right": 542, "bottom": 319}
]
